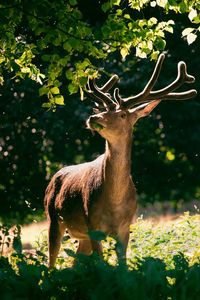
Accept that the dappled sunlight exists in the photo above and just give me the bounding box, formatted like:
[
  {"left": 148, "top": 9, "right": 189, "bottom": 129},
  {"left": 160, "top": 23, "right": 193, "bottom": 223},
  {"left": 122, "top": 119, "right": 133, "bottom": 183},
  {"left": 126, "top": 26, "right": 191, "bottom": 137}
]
[{"left": 16, "top": 212, "right": 200, "bottom": 270}]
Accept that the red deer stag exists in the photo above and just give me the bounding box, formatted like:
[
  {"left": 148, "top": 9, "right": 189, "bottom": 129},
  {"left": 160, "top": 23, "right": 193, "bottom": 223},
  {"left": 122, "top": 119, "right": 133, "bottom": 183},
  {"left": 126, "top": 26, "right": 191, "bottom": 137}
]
[{"left": 44, "top": 54, "right": 197, "bottom": 267}]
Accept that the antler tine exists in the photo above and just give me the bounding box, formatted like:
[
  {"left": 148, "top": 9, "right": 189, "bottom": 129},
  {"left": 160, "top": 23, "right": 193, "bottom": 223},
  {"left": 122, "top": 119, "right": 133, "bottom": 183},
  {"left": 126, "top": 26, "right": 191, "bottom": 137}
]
[
  {"left": 158, "top": 89, "right": 197, "bottom": 100},
  {"left": 85, "top": 79, "right": 104, "bottom": 107},
  {"left": 100, "top": 75, "right": 119, "bottom": 92},
  {"left": 118, "top": 54, "right": 197, "bottom": 110},
  {"left": 141, "top": 53, "right": 165, "bottom": 96},
  {"left": 114, "top": 88, "right": 122, "bottom": 106},
  {"left": 120, "top": 54, "right": 165, "bottom": 110},
  {"left": 84, "top": 90, "right": 104, "bottom": 108},
  {"left": 145, "top": 61, "right": 195, "bottom": 101},
  {"left": 86, "top": 77, "right": 117, "bottom": 110}
]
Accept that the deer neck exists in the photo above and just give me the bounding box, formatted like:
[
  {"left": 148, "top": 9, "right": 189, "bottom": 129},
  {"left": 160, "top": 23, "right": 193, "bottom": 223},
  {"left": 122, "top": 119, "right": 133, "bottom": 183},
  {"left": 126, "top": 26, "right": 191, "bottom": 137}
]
[{"left": 103, "top": 135, "right": 133, "bottom": 189}]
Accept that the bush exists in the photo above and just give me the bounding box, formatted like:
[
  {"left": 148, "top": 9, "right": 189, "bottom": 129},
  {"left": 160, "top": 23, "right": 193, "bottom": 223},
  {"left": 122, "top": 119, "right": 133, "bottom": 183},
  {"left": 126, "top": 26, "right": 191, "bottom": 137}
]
[{"left": 0, "top": 213, "right": 200, "bottom": 299}]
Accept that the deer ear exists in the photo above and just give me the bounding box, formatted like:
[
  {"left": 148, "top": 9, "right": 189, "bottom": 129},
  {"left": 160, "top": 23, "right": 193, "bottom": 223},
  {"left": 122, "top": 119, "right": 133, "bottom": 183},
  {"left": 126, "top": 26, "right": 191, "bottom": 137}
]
[{"left": 130, "top": 100, "right": 161, "bottom": 119}]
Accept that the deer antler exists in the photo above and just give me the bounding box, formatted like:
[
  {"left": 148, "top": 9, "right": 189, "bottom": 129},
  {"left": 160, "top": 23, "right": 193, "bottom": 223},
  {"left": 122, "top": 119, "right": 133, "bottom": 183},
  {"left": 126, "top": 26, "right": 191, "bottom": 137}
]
[
  {"left": 85, "top": 75, "right": 119, "bottom": 110},
  {"left": 114, "top": 54, "right": 197, "bottom": 110}
]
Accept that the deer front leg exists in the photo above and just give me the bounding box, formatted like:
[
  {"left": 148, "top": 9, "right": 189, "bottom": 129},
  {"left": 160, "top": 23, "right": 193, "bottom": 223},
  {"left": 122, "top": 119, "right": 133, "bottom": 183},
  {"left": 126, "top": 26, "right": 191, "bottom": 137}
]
[
  {"left": 76, "top": 239, "right": 93, "bottom": 255},
  {"left": 116, "top": 229, "right": 130, "bottom": 263},
  {"left": 91, "top": 240, "right": 103, "bottom": 257},
  {"left": 48, "top": 220, "right": 66, "bottom": 268}
]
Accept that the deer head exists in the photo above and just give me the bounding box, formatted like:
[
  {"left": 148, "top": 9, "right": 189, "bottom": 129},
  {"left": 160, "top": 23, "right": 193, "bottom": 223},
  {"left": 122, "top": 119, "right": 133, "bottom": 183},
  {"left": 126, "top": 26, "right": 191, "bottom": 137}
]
[{"left": 86, "top": 54, "right": 197, "bottom": 143}]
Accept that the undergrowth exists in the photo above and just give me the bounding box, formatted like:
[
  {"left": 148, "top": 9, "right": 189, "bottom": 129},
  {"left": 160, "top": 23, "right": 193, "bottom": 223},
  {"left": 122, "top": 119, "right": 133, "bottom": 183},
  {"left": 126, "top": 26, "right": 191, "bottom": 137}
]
[{"left": 0, "top": 212, "right": 200, "bottom": 299}]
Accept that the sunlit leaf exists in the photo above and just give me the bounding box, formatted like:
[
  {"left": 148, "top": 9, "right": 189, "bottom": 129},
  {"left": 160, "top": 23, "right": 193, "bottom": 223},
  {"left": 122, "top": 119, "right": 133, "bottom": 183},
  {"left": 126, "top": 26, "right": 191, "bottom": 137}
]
[
  {"left": 39, "top": 86, "right": 49, "bottom": 96},
  {"left": 182, "top": 27, "right": 194, "bottom": 37},
  {"left": 42, "top": 102, "right": 51, "bottom": 108},
  {"left": 50, "top": 87, "right": 60, "bottom": 95},
  {"left": 188, "top": 9, "right": 197, "bottom": 22},
  {"left": 120, "top": 47, "right": 129, "bottom": 59},
  {"left": 54, "top": 95, "right": 64, "bottom": 105},
  {"left": 68, "top": 83, "right": 78, "bottom": 94},
  {"left": 187, "top": 33, "right": 197, "bottom": 45},
  {"left": 101, "top": 2, "right": 110, "bottom": 13}
]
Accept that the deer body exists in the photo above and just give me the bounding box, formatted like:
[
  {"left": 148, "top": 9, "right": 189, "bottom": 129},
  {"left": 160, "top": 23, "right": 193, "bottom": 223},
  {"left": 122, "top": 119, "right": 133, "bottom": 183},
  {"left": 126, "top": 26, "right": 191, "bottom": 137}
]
[
  {"left": 45, "top": 122, "right": 137, "bottom": 266},
  {"left": 44, "top": 54, "right": 197, "bottom": 267}
]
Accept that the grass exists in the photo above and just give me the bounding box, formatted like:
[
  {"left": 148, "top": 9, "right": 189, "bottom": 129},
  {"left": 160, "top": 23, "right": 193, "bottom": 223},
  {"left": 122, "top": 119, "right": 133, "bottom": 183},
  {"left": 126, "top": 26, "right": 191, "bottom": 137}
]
[{"left": 0, "top": 212, "right": 200, "bottom": 299}]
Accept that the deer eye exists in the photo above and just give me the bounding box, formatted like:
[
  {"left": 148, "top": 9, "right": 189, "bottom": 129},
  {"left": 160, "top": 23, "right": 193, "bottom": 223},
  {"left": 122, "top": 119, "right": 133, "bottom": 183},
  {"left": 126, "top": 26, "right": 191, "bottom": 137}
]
[{"left": 120, "top": 113, "right": 126, "bottom": 119}]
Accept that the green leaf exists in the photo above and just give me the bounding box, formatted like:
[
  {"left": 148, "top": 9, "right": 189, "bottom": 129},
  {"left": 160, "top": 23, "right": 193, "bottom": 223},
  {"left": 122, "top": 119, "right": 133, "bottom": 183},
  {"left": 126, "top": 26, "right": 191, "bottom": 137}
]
[
  {"left": 63, "top": 42, "right": 72, "bottom": 52},
  {"left": 49, "top": 72, "right": 57, "bottom": 81},
  {"left": 59, "top": 56, "right": 70, "bottom": 66},
  {"left": 50, "top": 87, "right": 60, "bottom": 94},
  {"left": 167, "top": 20, "right": 175, "bottom": 25},
  {"left": 188, "top": 9, "right": 197, "bottom": 22},
  {"left": 78, "top": 76, "right": 87, "bottom": 86},
  {"left": 0, "top": 76, "right": 4, "bottom": 84},
  {"left": 68, "top": 83, "right": 78, "bottom": 94},
  {"left": 138, "top": 20, "right": 147, "bottom": 27},
  {"left": 0, "top": 56, "right": 5, "bottom": 64},
  {"left": 136, "top": 47, "right": 147, "bottom": 58},
  {"left": 154, "top": 36, "right": 166, "bottom": 50},
  {"left": 80, "top": 86, "right": 84, "bottom": 100},
  {"left": 101, "top": 2, "right": 110, "bottom": 13},
  {"left": 182, "top": 28, "right": 194, "bottom": 37},
  {"left": 124, "top": 14, "right": 130, "bottom": 19},
  {"left": 73, "top": 9, "right": 82, "bottom": 19},
  {"left": 187, "top": 33, "right": 197, "bottom": 45},
  {"left": 55, "top": 95, "right": 64, "bottom": 105},
  {"left": 39, "top": 86, "right": 49, "bottom": 96},
  {"left": 111, "top": 0, "right": 121, "bottom": 5},
  {"left": 148, "top": 17, "right": 158, "bottom": 26},
  {"left": 120, "top": 47, "right": 129, "bottom": 59},
  {"left": 42, "top": 102, "right": 51, "bottom": 108},
  {"left": 65, "top": 70, "right": 74, "bottom": 80},
  {"left": 157, "top": 0, "right": 168, "bottom": 8},
  {"left": 192, "top": 16, "right": 200, "bottom": 24},
  {"left": 69, "top": 0, "right": 77, "bottom": 6},
  {"left": 165, "top": 25, "right": 173, "bottom": 33},
  {"left": 151, "top": 51, "right": 160, "bottom": 60},
  {"left": 150, "top": 1, "right": 157, "bottom": 7},
  {"left": 21, "top": 67, "right": 30, "bottom": 73}
]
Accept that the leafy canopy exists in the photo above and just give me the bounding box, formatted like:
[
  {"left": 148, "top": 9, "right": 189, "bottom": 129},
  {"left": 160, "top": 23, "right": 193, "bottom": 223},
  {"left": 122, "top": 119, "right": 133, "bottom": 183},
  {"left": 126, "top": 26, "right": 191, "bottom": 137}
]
[{"left": 0, "top": 0, "right": 199, "bottom": 109}]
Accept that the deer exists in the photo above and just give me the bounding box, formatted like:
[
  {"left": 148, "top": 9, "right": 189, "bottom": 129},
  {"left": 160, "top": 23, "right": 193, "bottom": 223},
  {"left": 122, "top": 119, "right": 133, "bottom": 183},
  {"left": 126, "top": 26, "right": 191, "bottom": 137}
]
[{"left": 44, "top": 54, "right": 197, "bottom": 267}]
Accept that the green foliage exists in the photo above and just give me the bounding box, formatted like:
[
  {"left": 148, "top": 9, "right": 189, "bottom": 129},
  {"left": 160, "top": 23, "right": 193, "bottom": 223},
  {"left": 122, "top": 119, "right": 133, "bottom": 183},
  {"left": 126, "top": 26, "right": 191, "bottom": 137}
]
[
  {"left": 0, "top": 0, "right": 200, "bottom": 107},
  {"left": 129, "top": 213, "right": 200, "bottom": 267},
  {"left": 0, "top": 224, "right": 22, "bottom": 256},
  {"left": 1, "top": 214, "right": 200, "bottom": 299}
]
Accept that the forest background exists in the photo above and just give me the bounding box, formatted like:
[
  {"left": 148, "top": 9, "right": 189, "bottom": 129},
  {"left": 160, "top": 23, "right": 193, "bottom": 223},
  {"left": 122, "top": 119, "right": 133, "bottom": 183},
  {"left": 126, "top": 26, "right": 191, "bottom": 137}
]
[{"left": 0, "top": 0, "right": 200, "bottom": 224}]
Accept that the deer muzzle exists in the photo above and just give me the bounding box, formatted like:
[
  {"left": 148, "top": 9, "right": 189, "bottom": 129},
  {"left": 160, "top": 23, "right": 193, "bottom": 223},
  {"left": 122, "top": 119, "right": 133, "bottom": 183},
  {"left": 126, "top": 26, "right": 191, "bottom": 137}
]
[{"left": 87, "top": 115, "right": 105, "bottom": 131}]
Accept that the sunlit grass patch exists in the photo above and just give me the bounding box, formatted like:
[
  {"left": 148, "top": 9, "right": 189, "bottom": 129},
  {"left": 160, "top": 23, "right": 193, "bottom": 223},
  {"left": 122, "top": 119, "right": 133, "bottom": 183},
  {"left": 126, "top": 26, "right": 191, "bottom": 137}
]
[
  {"left": 51, "top": 212, "right": 200, "bottom": 269},
  {"left": 128, "top": 212, "right": 200, "bottom": 268},
  {"left": 20, "top": 212, "right": 200, "bottom": 269}
]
